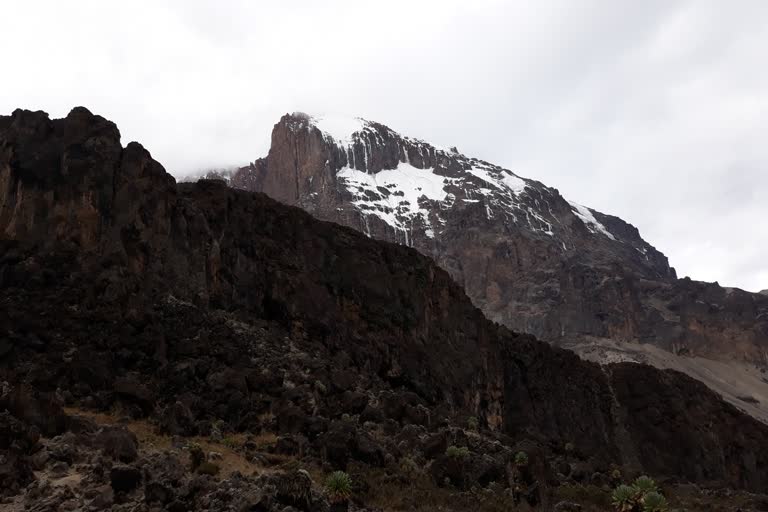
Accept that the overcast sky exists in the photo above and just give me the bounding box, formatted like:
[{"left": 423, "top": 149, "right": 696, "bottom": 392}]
[{"left": 3, "top": 1, "right": 767, "bottom": 291}]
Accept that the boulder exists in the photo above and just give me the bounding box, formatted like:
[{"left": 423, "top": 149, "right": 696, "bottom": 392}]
[
  {"left": 95, "top": 426, "right": 138, "bottom": 462},
  {"left": 110, "top": 464, "right": 142, "bottom": 493}
]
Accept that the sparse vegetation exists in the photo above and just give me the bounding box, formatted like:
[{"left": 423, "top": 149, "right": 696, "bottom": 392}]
[
  {"left": 610, "top": 475, "right": 668, "bottom": 512},
  {"left": 210, "top": 419, "right": 225, "bottom": 441},
  {"left": 514, "top": 451, "right": 528, "bottom": 466},
  {"left": 187, "top": 442, "right": 205, "bottom": 471},
  {"left": 325, "top": 471, "right": 353, "bottom": 504},
  {"left": 446, "top": 445, "right": 470, "bottom": 460},
  {"left": 612, "top": 484, "right": 638, "bottom": 512},
  {"left": 400, "top": 456, "right": 420, "bottom": 477},
  {"left": 633, "top": 475, "right": 658, "bottom": 495},
  {"left": 641, "top": 491, "right": 668, "bottom": 512},
  {"left": 222, "top": 436, "right": 240, "bottom": 449},
  {"left": 467, "top": 416, "right": 479, "bottom": 431}
]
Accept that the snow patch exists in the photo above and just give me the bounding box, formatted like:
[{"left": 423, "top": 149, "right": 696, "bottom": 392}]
[
  {"left": 466, "top": 166, "right": 527, "bottom": 196},
  {"left": 337, "top": 163, "right": 454, "bottom": 237},
  {"left": 569, "top": 202, "right": 616, "bottom": 240},
  {"left": 312, "top": 116, "right": 368, "bottom": 145}
]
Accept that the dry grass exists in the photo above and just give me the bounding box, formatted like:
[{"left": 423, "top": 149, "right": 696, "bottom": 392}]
[
  {"left": 63, "top": 407, "right": 270, "bottom": 477},
  {"left": 347, "top": 464, "right": 516, "bottom": 512}
]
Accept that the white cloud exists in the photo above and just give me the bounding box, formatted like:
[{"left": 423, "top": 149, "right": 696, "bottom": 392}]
[{"left": 2, "top": 0, "right": 766, "bottom": 291}]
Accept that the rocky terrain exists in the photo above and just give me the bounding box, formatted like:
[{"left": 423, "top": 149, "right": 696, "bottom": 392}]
[
  {"left": 231, "top": 113, "right": 768, "bottom": 420},
  {"left": 2, "top": 107, "right": 768, "bottom": 511}
]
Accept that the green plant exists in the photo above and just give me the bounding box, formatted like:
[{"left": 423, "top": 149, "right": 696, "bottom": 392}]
[
  {"left": 210, "top": 419, "right": 225, "bottom": 440},
  {"left": 466, "top": 417, "right": 479, "bottom": 431},
  {"left": 187, "top": 442, "right": 205, "bottom": 471},
  {"left": 314, "top": 380, "right": 327, "bottom": 394},
  {"left": 222, "top": 436, "right": 240, "bottom": 449},
  {"left": 445, "top": 445, "right": 470, "bottom": 460},
  {"left": 325, "top": 471, "right": 353, "bottom": 504},
  {"left": 641, "top": 491, "right": 668, "bottom": 512},
  {"left": 514, "top": 451, "right": 529, "bottom": 466},
  {"left": 633, "top": 475, "right": 658, "bottom": 495},
  {"left": 399, "top": 456, "right": 420, "bottom": 476},
  {"left": 196, "top": 461, "right": 221, "bottom": 476},
  {"left": 611, "top": 484, "right": 639, "bottom": 512}
]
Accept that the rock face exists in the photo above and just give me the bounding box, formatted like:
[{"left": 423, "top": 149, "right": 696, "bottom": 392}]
[
  {"left": 2, "top": 107, "right": 768, "bottom": 496},
  {"left": 232, "top": 113, "right": 768, "bottom": 367}
]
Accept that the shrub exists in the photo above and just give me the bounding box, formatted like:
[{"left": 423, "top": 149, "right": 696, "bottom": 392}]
[
  {"left": 611, "top": 484, "right": 638, "bottom": 512},
  {"left": 325, "top": 471, "right": 353, "bottom": 504},
  {"left": 187, "top": 442, "right": 205, "bottom": 471},
  {"left": 564, "top": 442, "right": 575, "bottom": 453},
  {"left": 445, "top": 445, "right": 470, "bottom": 460},
  {"left": 641, "top": 491, "right": 668, "bottom": 512},
  {"left": 633, "top": 475, "right": 658, "bottom": 495},
  {"left": 400, "top": 456, "right": 420, "bottom": 476},
  {"left": 467, "top": 417, "right": 479, "bottom": 431},
  {"left": 514, "top": 451, "right": 529, "bottom": 466},
  {"left": 210, "top": 419, "right": 225, "bottom": 441}
]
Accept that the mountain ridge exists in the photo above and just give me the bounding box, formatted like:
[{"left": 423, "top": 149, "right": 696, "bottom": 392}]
[{"left": 232, "top": 112, "right": 768, "bottom": 364}]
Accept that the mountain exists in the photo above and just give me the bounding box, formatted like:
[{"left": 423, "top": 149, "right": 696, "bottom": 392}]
[
  {"left": 179, "top": 166, "right": 240, "bottom": 184},
  {"left": 2, "top": 107, "right": 768, "bottom": 509},
  {"left": 761, "top": 289, "right": 768, "bottom": 296},
  {"left": 232, "top": 113, "right": 768, "bottom": 420}
]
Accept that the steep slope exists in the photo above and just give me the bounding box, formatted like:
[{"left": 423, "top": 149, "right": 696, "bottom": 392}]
[
  {"left": 232, "top": 114, "right": 768, "bottom": 390},
  {"left": 2, "top": 107, "right": 768, "bottom": 500}
]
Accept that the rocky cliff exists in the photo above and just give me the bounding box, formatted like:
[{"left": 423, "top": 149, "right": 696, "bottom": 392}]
[
  {"left": 2, "top": 107, "right": 768, "bottom": 506},
  {"left": 232, "top": 114, "right": 768, "bottom": 368}
]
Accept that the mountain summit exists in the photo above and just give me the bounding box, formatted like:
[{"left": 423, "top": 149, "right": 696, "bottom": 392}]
[{"left": 232, "top": 113, "right": 768, "bottom": 419}]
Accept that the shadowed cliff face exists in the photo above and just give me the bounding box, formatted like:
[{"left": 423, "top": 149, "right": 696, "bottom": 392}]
[
  {"left": 2, "top": 107, "right": 768, "bottom": 492},
  {"left": 232, "top": 113, "right": 768, "bottom": 367}
]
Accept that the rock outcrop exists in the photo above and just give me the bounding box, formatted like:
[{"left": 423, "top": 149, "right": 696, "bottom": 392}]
[
  {"left": 232, "top": 114, "right": 768, "bottom": 369},
  {"left": 2, "top": 108, "right": 768, "bottom": 502}
]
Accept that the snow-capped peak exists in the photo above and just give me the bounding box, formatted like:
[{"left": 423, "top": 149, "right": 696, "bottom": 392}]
[
  {"left": 289, "top": 112, "right": 618, "bottom": 245},
  {"left": 311, "top": 115, "right": 370, "bottom": 145}
]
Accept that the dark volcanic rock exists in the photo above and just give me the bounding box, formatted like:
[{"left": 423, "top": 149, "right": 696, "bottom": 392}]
[
  {"left": 95, "top": 426, "right": 139, "bottom": 462},
  {"left": 1, "top": 108, "right": 768, "bottom": 494},
  {"left": 232, "top": 113, "right": 768, "bottom": 368},
  {"left": 110, "top": 464, "right": 142, "bottom": 493}
]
